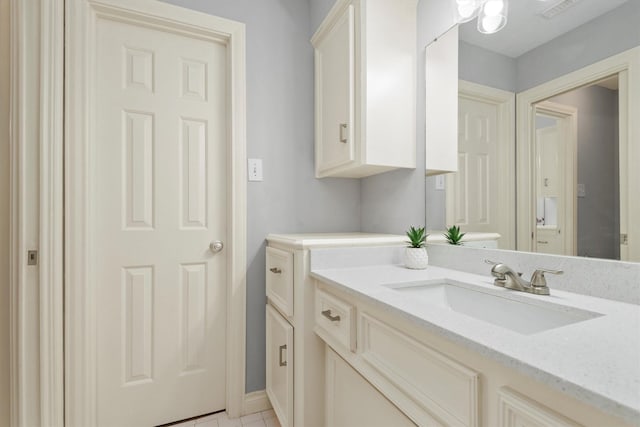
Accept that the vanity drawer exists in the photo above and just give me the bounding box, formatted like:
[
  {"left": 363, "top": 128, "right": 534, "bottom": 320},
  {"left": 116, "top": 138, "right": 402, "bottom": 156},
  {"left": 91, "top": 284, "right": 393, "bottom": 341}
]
[
  {"left": 359, "top": 313, "right": 479, "bottom": 427},
  {"left": 315, "top": 287, "right": 356, "bottom": 352},
  {"left": 266, "top": 247, "right": 294, "bottom": 317}
]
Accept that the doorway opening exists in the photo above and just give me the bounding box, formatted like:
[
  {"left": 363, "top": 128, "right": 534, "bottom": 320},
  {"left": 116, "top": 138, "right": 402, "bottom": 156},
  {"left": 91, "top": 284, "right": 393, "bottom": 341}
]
[
  {"left": 516, "top": 47, "right": 638, "bottom": 262},
  {"left": 532, "top": 75, "right": 620, "bottom": 259}
]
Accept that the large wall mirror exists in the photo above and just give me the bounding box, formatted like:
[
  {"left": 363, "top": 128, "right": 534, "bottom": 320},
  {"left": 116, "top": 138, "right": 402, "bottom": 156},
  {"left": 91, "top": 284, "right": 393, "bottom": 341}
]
[{"left": 425, "top": 0, "right": 640, "bottom": 262}]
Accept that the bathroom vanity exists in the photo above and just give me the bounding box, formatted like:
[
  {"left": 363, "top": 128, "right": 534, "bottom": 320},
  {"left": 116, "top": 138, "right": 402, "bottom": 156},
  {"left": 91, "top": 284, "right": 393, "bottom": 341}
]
[
  {"left": 264, "top": 234, "right": 407, "bottom": 427},
  {"left": 265, "top": 234, "right": 640, "bottom": 427}
]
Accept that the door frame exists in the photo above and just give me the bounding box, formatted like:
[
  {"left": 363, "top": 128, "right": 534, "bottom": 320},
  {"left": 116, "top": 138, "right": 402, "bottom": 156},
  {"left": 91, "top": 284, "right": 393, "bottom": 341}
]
[
  {"left": 533, "top": 101, "right": 578, "bottom": 256},
  {"left": 10, "top": 1, "right": 65, "bottom": 425},
  {"left": 516, "top": 46, "right": 639, "bottom": 260},
  {"left": 10, "top": 0, "right": 248, "bottom": 425},
  {"left": 448, "top": 80, "right": 516, "bottom": 249}
]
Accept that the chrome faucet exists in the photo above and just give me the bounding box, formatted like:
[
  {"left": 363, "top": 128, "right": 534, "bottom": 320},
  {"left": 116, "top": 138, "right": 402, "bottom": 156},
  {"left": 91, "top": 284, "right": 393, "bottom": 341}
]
[{"left": 484, "top": 260, "right": 563, "bottom": 296}]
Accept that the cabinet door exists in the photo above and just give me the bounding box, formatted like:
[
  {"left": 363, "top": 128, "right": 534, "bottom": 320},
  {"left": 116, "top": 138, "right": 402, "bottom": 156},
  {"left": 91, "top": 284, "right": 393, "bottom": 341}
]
[
  {"left": 425, "top": 25, "right": 458, "bottom": 175},
  {"left": 266, "top": 305, "right": 293, "bottom": 427},
  {"left": 266, "top": 247, "right": 294, "bottom": 317},
  {"left": 498, "top": 388, "right": 581, "bottom": 427},
  {"left": 325, "top": 347, "right": 416, "bottom": 427},
  {"left": 314, "top": 4, "right": 355, "bottom": 176}
]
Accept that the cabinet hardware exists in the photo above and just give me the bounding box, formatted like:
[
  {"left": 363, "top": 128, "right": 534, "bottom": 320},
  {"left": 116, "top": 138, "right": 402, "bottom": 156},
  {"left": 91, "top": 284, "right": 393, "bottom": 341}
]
[
  {"left": 279, "top": 344, "right": 287, "bottom": 367},
  {"left": 269, "top": 267, "right": 282, "bottom": 274},
  {"left": 537, "top": 241, "right": 549, "bottom": 244},
  {"left": 321, "top": 309, "right": 341, "bottom": 322},
  {"left": 339, "top": 123, "right": 348, "bottom": 143}
]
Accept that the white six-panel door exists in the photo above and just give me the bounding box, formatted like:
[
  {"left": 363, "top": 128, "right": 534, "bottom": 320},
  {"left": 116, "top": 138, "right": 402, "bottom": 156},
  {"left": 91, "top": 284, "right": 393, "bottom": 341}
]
[
  {"left": 446, "top": 82, "right": 515, "bottom": 250},
  {"left": 447, "top": 97, "right": 499, "bottom": 236},
  {"left": 93, "top": 14, "right": 227, "bottom": 426}
]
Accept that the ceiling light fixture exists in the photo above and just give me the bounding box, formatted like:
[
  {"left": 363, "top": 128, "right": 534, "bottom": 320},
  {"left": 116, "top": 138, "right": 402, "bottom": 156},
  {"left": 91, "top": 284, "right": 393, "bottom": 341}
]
[
  {"left": 452, "top": 0, "right": 510, "bottom": 34},
  {"left": 453, "top": 0, "right": 484, "bottom": 23}
]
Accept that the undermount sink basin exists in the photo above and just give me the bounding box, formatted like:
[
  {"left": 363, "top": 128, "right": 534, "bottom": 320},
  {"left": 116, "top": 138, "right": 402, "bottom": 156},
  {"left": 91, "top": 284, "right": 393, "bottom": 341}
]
[{"left": 385, "top": 280, "right": 602, "bottom": 335}]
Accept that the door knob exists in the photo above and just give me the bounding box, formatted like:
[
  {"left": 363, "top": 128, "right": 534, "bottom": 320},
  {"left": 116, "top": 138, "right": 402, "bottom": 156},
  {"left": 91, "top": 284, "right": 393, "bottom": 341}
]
[{"left": 209, "top": 240, "right": 224, "bottom": 253}]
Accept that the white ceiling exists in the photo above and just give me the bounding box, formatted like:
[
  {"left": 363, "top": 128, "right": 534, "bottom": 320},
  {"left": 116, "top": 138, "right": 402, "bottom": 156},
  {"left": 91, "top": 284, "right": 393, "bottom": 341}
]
[{"left": 458, "top": 0, "right": 630, "bottom": 58}]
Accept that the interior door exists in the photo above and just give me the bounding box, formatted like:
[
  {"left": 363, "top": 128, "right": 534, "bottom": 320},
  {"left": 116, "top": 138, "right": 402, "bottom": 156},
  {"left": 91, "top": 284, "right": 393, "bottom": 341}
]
[
  {"left": 447, "top": 96, "right": 499, "bottom": 238},
  {"left": 93, "top": 13, "right": 227, "bottom": 426},
  {"left": 533, "top": 101, "right": 577, "bottom": 257},
  {"left": 535, "top": 123, "right": 566, "bottom": 255}
]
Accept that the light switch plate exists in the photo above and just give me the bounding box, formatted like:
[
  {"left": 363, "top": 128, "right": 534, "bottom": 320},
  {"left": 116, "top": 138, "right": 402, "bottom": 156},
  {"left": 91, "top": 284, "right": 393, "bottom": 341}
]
[
  {"left": 577, "top": 183, "right": 586, "bottom": 198},
  {"left": 248, "top": 158, "right": 263, "bottom": 182},
  {"left": 435, "top": 175, "right": 445, "bottom": 190}
]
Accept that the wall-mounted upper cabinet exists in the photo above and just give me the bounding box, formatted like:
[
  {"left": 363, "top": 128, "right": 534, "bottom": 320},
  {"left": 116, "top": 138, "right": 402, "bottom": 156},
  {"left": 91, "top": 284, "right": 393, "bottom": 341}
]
[
  {"left": 425, "top": 25, "right": 458, "bottom": 176},
  {"left": 312, "top": 0, "right": 417, "bottom": 178}
]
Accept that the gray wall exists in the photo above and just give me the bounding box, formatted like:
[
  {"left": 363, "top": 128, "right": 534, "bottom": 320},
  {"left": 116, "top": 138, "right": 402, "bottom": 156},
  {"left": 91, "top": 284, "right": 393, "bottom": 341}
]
[
  {"left": 516, "top": 0, "right": 640, "bottom": 92},
  {"left": 549, "top": 86, "right": 620, "bottom": 260},
  {"left": 458, "top": 41, "right": 516, "bottom": 92},
  {"left": 162, "top": 0, "right": 361, "bottom": 393},
  {"left": 0, "top": 0, "right": 10, "bottom": 423},
  {"left": 310, "top": 0, "right": 336, "bottom": 36}
]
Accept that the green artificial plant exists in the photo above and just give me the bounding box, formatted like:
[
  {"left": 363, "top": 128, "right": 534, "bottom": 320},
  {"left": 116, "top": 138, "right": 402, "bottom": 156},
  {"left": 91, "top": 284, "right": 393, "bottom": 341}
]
[
  {"left": 406, "top": 226, "right": 427, "bottom": 248},
  {"left": 444, "top": 225, "right": 466, "bottom": 245}
]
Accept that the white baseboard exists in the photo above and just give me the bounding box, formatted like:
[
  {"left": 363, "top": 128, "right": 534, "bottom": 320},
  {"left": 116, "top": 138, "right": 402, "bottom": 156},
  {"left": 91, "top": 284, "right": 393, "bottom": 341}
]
[{"left": 243, "top": 390, "right": 272, "bottom": 415}]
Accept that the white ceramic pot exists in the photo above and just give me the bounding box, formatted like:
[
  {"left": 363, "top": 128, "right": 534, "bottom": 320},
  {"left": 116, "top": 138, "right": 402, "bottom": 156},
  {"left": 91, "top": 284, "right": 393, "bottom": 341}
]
[{"left": 404, "top": 247, "right": 428, "bottom": 269}]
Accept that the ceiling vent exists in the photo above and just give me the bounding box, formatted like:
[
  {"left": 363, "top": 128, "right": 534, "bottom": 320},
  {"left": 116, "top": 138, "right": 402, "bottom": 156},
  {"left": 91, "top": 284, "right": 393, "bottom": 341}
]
[{"left": 539, "top": 0, "right": 583, "bottom": 19}]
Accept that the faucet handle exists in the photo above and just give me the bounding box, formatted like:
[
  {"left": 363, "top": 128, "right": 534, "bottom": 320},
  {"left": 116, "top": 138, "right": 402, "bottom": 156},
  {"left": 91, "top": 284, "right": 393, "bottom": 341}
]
[
  {"left": 530, "top": 268, "right": 564, "bottom": 288},
  {"left": 484, "top": 259, "right": 505, "bottom": 278}
]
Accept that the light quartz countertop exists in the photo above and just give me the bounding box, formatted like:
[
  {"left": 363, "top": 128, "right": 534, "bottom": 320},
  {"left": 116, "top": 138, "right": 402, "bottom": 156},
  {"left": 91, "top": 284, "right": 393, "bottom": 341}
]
[{"left": 310, "top": 263, "right": 640, "bottom": 424}]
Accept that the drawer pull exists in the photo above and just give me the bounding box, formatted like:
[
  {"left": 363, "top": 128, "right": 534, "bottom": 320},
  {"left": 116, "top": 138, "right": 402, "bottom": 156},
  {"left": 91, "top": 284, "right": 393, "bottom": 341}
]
[
  {"left": 321, "top": 309, "right": 341, "bottom": 322},
  {"left": 279, "top": 344, "right": 287, "bottom": 367},
  {"left": 269, "top": 267, "right": 282, "bottom": 274},
  {"left": 537, "top": 240, "right": 549, "bottom": 244},
  {"left": 339, "top": 123, "right": 348, "bottom": 143}
]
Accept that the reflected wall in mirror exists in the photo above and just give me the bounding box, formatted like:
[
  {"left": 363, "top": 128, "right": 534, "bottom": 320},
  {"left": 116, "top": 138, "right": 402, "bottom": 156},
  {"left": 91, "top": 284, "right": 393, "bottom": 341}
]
[{"left": 425, "top": 0, "right": 640, "bottom": 262}]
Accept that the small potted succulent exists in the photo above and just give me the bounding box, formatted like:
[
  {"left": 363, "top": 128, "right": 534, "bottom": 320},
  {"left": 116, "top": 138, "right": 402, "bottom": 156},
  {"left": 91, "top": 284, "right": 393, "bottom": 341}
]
[
  {"left": 444, "top": 225, "right": 466, "bottom": 245},
  {"left": 404, "top": 226, "right": 428, "bottom": 269}
]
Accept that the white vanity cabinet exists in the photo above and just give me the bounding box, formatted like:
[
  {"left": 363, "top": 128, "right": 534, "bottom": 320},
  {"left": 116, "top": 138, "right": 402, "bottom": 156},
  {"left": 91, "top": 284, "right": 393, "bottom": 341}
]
[
  {"left": 264, "top": 233, "right": 406, "bottom": 427},
  {"left": 312, "top": 281, "right": 634, "bottom": 427},
  {"left": 325, "top": 347, "right": 416, "bottom": 427},
  {"left": 314, "top": 282, "right": 480, "bottom": 427},
  {"left": 311, "top": 0, "right": 417, "bottom": 178}
]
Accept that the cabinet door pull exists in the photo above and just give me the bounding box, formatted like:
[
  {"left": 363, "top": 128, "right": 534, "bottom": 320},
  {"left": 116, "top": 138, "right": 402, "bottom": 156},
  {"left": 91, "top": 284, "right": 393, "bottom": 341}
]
[
  {"left": 321, "top": 309, "right": 341, "bottom": 322},
  {"left": 339, "top": 123, "right": 348, "bottom": 143},
  {"left": 269, "top": 267, "right": 282, "bottom": 274},
  {"left": 279, "top": 344, "right": 287, "bottom": 367}
]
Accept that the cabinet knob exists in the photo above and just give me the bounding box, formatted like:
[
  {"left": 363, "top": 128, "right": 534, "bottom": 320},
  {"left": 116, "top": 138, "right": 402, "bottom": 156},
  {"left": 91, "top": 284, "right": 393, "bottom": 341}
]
[{"left": 269, "top": 267, "right": 282, "bottom": 274}]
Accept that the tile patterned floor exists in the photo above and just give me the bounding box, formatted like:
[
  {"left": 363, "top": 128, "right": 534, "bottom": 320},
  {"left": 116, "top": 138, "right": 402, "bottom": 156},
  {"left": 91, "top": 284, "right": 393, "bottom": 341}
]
[{"left": 173, "top": 410, "right": 280, "bottom": 427}]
